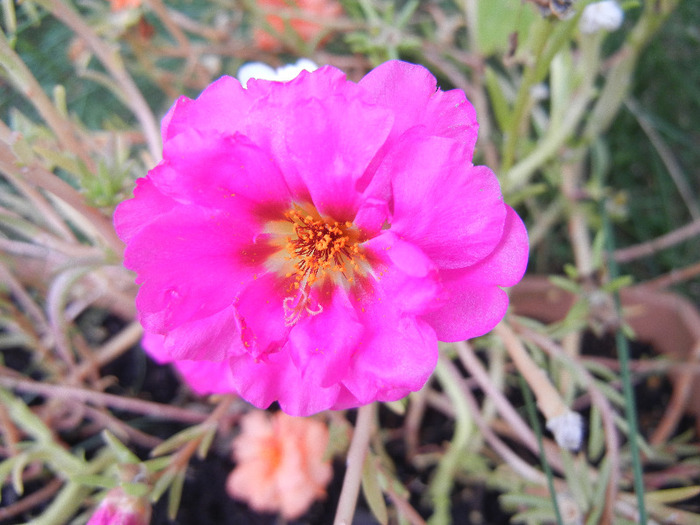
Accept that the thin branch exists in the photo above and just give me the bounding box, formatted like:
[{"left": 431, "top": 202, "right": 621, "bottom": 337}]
[
  {"left": 0, "top": 374, "right": 207, "bottom": 424},
  {"left": 613, "top": 217, "right": 700, "bottom": 263}
]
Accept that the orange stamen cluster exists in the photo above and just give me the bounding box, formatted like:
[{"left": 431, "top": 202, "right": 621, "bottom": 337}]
[{"left": 284, "top": 208, "right": 363, "bottom": 289}]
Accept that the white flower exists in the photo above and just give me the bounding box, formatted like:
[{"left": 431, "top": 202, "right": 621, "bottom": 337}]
[
  {"left": 237, "top": 59, "right": 318, "bottom": 88},
  {"left": 579, "top": 1, "right": 624, "bottom": 34},
  {"left": 546, "top": 410, "right": 584, "bottom": 451}
]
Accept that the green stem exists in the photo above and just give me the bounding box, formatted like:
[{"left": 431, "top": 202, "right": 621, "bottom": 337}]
[
  {"left": 519, "top": 374, "right": 564, "bottom": 525},
  {"left": 501, "top": 17, "right": 551, "bottom": 172},
  {"left": 333, "top": 403, "right": 375, "bottom": 525},
  {"left": 602, "top": 207, "right": 648, "bottom": 524},
  {"left": 428, "top": 355, "right": 474, "bottom": 525}
]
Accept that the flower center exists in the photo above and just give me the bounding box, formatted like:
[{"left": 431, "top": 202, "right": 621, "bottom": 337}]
[
  {"left": 264, "top": 204, "right": 366, "bottom": 326},
  {"left": 284, "top": 208, "right": 363, "bottom": 289}
]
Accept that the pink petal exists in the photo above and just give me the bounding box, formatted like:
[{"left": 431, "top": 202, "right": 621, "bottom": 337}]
[
  {"left": 142, "top": 331, "right": 238, "bottom": 394},
  {"left": 113, "top": 177, "right": 176, "bottom": 244},
  {"left": 362, "top": 231, "right": 441, "bottom": 315},
  {"left": 125, "top": 205, "right": 271, "bottom": 333},
  {"left": 352, "top": 197, "right": 390, "bottom": 238},
  {"left": 243, "top": 94, "right": 393, "bottom": 219},
  {"left": 422, "top": 206, "right": 529, "bottom": 341},
  {"left": 359, "top": 60, "right": 478, "bottom": 151},
  {"left": 161, "top": 76, "right": 253, "bottom": 141},
  {"left": 280, "top": 96, "right": 393, "bottom": 219},
  {"left": 288, "top": 286, "right": 364, "bottom": 388},
  {"left": 155, "top": 129, "right": 292, "bottom": 215},
  {"left": 342, "top": 313, "right": 438, "bottom": 404},
  {"left": 387, "top": 134, "right": 506, "bottom": 269},
  {"left": 227, "top": 350, "right": 343, "bottom": 416},
  {"left": 234, "top": 273, "right": 292, "bottom": 360}
]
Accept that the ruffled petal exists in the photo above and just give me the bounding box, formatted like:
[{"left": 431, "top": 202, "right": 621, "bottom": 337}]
[
  {"left": 161, "top": 76, "right": 253, "bottom": 141},
  {"left": 234, "top": 273, "right": 292, "bottom": 360},
  {"left": 422, "top": 206, "right": 529, "bottom": 341},
  {"left": 387, "top": 134, "right": 506, "bottom": 269},
  {"left": 228, "top": 350, "right": 343, "bottom": 416},
  {"left": 288, "top": 286, "right": 364, "bottom": 388},
  {"left": 359, "top": 60, "right": 478, "bottom": 152},
  {"left": 155, "top": 129, "right": 292, "bottom": 216},
  {"left": 113, "top": 177, "right": 177, "bottom": 244},
  {"left": 361, "top": 231, "right": 441, "bottom": 315},
  {"left": 141, "top": 331, "right": 238, "bottom": 394},
  {"left": 160, "top": 306, "right": 245, "bottom": 361},
  {"left": 278, "top": 96, "right": 393, "bottom": 219},
  {"left": 125, "top": 205, "right": 271, "bottom": 333},
  {"left": 342, "top": 312, "right": 438, "bottom": 404}
]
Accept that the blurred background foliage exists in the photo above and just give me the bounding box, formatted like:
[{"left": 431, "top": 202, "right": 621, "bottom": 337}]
[{"left": 1, "top": 0, "right": 699, "bottom": 524}]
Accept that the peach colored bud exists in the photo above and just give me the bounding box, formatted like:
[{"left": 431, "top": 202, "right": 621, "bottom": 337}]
[
  {"left": 226, "top": 411, "right": 332, "bottom": 520},
  {"left": 110, "top": 0, "right": 141, "bottom": 12},
  {"left": 254, "top": 0, "right": 342, "bottom": 51},
  {"left": 87, "top": 488, "right": 151, "bottom": 525}
]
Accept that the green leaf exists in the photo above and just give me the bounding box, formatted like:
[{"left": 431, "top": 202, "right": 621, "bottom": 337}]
[
  {"left": 71, "top": 474, "right": 118, "bottom": 489},
  {"left": 101, "top": 430, "right": 140, "bottom": 465},
  {"left": 168, "top": 470, "right": 186, "bottom": 521},
  {"left": 548, "top": 274, "right": 580, "bottom": 294},
  {"left": 361, "top": 454, "right": 388, "bottom": 525},
  {"left": 476, "top": 0, "right": 536, "bottom": 56},
  {"left": 646, "top": 486, "right": 700, "bottom": 504},
  {"left": 196, "top": 425, "right": 217, "bottom": 460},
  {"left": 151, "top": 425, "right": 205, "bottom": 458},
  {"left": 485, "top": 67, "right": 512, "bottom": 131},
  {"left": 142, "top": 456, "right": 173, "bottom": 473},
  {"left": 150, "top": 468, "right": 176, "bottom": 503},
  {"left": 601, "top": 275, "right": 633, "bottom": 293},
  {"left": 122, "top": 481, "right": 150, "bottom": 499}
]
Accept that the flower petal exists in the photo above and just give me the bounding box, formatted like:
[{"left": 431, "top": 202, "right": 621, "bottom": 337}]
[
  {"left": 155, "top": 129, "right": 292, "bottom": 216},
  {"left": 125, "top": 205, "right": 271, "bottom": 333},
  {"left": 387, "top": 134, "right": 506, "bottom": 269},
  {"left": 227, "top": 350, "right": 343, "bottom": 416},
  {"left": 234, "top": 273, "right": 292, "bottom": 360},
  {"left": 161, "top": 76, "right": 253, "bottom": 141},
  {"left": 422, "top": 206, "right": 529, "bottom": 341},
  {"left": 288, "top": 286, "right": 364, "bottom": 388},
  {"left": 113, "top": 177, "right": 176, "bottom": 244},
  {"left": 142, "top": 331, "right": 239, "bottom": 394},
  {"left": 362, "top": 231, "right": 441, "bottom": 315},
  {"left": 342, "top": 313, "right": 438, "bottom": 404},
  {"left": 359, "top": 60, "right": 478, "bottom": 151}
]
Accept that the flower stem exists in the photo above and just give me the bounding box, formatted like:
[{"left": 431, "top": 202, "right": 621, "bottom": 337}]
[{"left": 333, "top": 403, "right": 375, "bottom": 525}]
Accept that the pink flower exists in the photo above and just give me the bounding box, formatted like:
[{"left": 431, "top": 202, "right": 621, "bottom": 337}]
[
  {"left": 87, "top": 488, "right": 151, "bottom": 525},
  {"left": 226, "top": 411, "right": 332, "bottom": 519},
  {"left": 114, "top": 60, "right": 529, "bottom": 416}
]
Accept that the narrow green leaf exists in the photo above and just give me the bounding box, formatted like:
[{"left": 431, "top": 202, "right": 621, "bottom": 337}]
[
  {"left": 646, "top": 486, "right": 700, "bottom": 505},
  {"left": 151, "top": 425, "right": 204, "bottom": 458},
  {"left": 361, "top": 454, "right": 388, "bottom": 525},
  {"left": 122, "top": 482, "right": 150, "bottom": 499},
  {"left": 101, "top": 430, "right": 140, "bottom": 464},
  {"left": 168, "top": 470, "right": 186, "bottom": 521},
  {"left": 11, "top": 451, "right": 29, "bottom": 495},
  {"left": 196, "top": 425, "right": 217, "bottom": 460},
  {"left": 150, "top": 468, "right": 176, "bottom": 503},
  {"left": 485, "top": 67, "right": 512, "bottom": 132},
  {"left": 71, "top": 474, "right": 117, "bottom": 489}
]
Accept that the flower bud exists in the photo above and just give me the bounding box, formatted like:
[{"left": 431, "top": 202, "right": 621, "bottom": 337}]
[
  {"left": 87, "top": 487, "right": 151, "bottom": 525},
  {"left": 579, "top": 1, "right": 624, "bottom": 34}
]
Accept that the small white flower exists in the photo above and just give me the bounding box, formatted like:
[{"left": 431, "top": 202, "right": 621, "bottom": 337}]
[
  {"left": 579, "top": 1, "right": 624, "bottom": 34},
  {"left": 546, "top": 410, "right": 584, "bottom": 451},
  {"left": 237, "top": 59, "right": 318, "bottom": 88}
]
